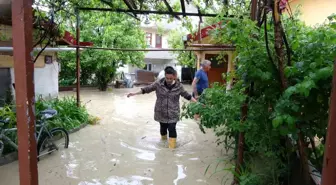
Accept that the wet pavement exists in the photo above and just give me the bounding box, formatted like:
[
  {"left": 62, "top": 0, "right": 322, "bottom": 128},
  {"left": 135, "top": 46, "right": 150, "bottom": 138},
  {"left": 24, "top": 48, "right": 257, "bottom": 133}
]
[{"left": 0, "top": 86, "right": 232, "bottom": 185}]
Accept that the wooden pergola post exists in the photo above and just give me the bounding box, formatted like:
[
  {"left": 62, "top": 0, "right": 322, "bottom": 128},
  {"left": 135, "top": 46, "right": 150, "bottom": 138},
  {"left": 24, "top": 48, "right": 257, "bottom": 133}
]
[
  {"left": 12, "top": 0, "right": 39, "bottom": 184},
  {"left": 75, "top": 8, "right": 81, "bottom": 107},
  {"left": 321, "top": 60, "right": 336, "bottom": 185}
]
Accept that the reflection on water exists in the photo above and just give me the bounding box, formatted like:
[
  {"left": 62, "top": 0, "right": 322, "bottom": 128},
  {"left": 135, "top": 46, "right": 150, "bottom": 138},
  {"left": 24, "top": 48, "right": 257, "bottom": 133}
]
[
  {"left": 120, "top": 141, "right": 156, "bottom": 161},
  {"left": 65, "top": 152, "right": 79, "bottom": 179},
  {"left": 173, "top": 165, "right": 187, "bottom": 185},
  {"left": 106, "top": 176, "right": 153, "bottom": 185},
  {"left": 113, "top": 96, "right": 139, "bottom": 118},
  {"left": 79, "top": 175, "right": 153, "bottom": 185},
  {"left": 0, "top": 87, "right": 232, "bottom": 185}
]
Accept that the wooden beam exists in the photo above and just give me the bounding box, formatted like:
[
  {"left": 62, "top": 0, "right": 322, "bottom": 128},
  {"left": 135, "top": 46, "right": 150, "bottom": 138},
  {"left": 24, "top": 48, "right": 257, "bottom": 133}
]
[
  {"left": 75, "top": 9, "right": 81, "bottom": 107},
  {"left": 196, "top": 6, "right": 203, "bottom": 23},
  {"left": 99, "top": 0, "right": 140, "bottom": 21},
  {"left": 180, "top": 0, "right": 186, "bottom": 17},
  {"left": 68, "top": 45, "right": 236, "bottom": 51},
  {"left": 100, "top": 0, "right": 112, "bottom": 6},
  {"left": 127, "top": 0, "right": 137, "bottom": 9},
  {"left": 78, "top": 8, "right": 223, "bottom": 18},
  {"left": 163, "top": 0, "right": 181, "bottom": 20},
  {"left": 123, "top": 0, "right": 137, "bottom": 9},
  {"left": 187, "top": 44, "right": 235, "bottom": 48},
  {"left": 122, "top": 0, "right": 138, "bottom": 18}
]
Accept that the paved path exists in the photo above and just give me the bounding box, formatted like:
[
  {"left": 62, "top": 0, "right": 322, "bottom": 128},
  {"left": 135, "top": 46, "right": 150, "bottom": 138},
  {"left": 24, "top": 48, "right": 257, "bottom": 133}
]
[{"left": 0, "top": 86, "right": 232, "bottom": 185}]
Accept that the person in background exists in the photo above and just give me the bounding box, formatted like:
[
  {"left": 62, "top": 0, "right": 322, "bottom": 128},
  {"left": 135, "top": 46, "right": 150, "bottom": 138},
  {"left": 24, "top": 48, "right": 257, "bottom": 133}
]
[
  {"left": 127, "top": 66, "right": 196, "bottom": 149},
  {"left": 191, "top": 60, "right": 211, "bottom": 100},
  {"left": 191, "top": 60, "right": 211, "bottom": 120}
]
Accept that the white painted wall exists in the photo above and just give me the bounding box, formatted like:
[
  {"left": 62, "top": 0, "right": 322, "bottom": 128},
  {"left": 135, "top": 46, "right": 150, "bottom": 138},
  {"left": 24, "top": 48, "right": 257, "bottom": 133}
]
[
  {"left": 127, "top": 59, "right": 178, "bottom": 73},
  {"left": 10, "top": 61, "right": 59, "bottom": 99}
]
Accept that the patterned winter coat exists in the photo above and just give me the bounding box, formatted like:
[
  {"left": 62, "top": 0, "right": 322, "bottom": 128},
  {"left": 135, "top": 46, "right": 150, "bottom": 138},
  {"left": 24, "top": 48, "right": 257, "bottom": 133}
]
[{"left": 141, "top": 78, "right": 192, "bottom": 124}]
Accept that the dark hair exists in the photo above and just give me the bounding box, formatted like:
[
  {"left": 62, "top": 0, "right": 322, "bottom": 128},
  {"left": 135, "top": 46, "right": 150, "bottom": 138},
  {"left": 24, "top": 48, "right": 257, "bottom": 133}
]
[{"left": 164, "top": 66, "right": 176, "bottom": 75}]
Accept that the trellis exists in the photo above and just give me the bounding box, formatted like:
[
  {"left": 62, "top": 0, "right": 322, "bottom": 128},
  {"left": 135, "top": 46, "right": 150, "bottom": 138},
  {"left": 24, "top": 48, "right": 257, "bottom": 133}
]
[{"left": 8, "top": 0, "right": 336, "bottom": 185}]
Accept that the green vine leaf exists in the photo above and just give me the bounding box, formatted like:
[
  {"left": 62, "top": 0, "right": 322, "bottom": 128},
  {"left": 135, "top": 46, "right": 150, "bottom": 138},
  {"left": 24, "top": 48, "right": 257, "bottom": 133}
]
[{"left": 272, "top": 116, "right": 283, "bottom": 128}]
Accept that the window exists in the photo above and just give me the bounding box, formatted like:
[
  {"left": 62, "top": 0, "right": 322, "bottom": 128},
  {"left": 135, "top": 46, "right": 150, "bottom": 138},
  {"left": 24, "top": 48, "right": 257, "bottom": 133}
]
[
  {"left": 143, "top": 64, "right": 152, "bottom": 71},
  {"left": 155, "top": 34, "right": 162, "bottom": 48},
  {"left": 146, "top": 33, "right": 152, "bottom": 47}
]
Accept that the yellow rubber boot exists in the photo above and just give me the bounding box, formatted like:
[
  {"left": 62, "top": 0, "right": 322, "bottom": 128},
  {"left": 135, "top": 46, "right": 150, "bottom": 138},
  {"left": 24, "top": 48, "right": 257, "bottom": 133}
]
[
  {"left": 161, "top": 135, "right": 167, "bottom": 140},
  {"left": 169, "top": 138, "right": 177, "bottom": 149}
]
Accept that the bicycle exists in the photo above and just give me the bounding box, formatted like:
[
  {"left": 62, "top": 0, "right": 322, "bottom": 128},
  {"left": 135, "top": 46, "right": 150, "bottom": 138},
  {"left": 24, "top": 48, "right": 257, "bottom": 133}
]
[{"left": 0, "top": 109, "right": 69, "bottom": 159}]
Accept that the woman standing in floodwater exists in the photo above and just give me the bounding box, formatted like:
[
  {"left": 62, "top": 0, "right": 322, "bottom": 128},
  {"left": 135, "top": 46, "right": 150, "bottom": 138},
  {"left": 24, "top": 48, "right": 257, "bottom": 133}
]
[{"left": 127, "top": 66, "right": 196, "bottom": 149}]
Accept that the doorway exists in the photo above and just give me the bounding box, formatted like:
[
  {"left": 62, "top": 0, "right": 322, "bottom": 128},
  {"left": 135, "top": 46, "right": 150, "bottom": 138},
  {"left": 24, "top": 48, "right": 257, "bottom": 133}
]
[{"left": 204, "top": 54, "right": 228, "bottom": 87}]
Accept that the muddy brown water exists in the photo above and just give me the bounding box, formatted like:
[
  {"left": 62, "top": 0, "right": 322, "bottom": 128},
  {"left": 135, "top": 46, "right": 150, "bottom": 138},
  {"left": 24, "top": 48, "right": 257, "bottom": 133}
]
[{"left": 0, "top": 86, "right": 232, "bottom": 185}]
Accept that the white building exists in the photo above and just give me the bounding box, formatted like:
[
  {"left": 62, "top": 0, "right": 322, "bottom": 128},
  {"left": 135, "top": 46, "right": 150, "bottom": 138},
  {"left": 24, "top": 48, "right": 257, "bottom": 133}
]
[
  {"left": 0, "top": 3, "right": 90, "bottom": 105},
  {"left": 0, "top": 23, "right": 76, "bottom": 103},
  {"left": 117, "top": 19, "right": 183, "bottom": 81},
  {"left": 118, "top": 2, "right": 201, "bottom": 81}
]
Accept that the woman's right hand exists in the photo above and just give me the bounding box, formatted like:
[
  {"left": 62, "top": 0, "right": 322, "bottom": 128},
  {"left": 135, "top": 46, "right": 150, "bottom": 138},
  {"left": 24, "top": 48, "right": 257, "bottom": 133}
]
[{"left": 127, "top": 93, "right": 136, "bottom": 98}]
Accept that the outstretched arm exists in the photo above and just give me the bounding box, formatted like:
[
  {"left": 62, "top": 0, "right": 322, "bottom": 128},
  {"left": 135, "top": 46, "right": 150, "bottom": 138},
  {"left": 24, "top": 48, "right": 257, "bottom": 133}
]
[
  {"left": 127, "top": 82, "right": 157, "bottom": 97},
  {"left": 180, "top": 85, "right": 197, "bottom": 102},
  {"left": 127, "top": 90, "right": 142, "bottom": 98}
]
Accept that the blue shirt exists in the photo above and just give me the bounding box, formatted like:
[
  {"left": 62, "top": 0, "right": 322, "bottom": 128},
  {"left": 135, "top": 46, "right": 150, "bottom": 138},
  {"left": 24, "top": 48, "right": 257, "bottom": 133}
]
[{"left": 195, "top": 69, "right": 209, "bottom": 94}]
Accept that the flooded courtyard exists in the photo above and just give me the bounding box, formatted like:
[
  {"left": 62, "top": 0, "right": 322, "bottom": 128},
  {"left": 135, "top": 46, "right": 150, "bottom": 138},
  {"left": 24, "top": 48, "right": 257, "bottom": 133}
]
[{"left": 0, "top": 86, "right": 232, "bottom": 185}]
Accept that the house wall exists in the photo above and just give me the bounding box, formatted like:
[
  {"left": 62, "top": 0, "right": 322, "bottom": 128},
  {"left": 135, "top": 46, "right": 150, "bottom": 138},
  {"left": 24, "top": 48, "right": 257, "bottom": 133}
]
[
  {"left": 142, "top": 27, "right": 169, "bottom": 48},
  {"left": 7, "top": 52, "right": 59, "bottom": 99},
  {"left": 1, "top": 24, "right": 60, "bottom": 100},
  {"left": 191, "top": 37, "right": 235, "bottom": 89},
  {"left": 0, "top": 54, "right": 46, "bottom": 68},
  {"left": 128, "top": 59, "right": 176, "bottom": 73},
  {"left": 289, "top": 0, "right": 336, "bottom": 26}
]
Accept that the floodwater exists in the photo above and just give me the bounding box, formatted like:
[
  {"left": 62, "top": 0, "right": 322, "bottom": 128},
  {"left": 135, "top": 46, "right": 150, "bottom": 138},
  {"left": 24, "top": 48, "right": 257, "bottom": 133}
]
[{"left": 0, "top": 86, "right": 232, "bottom": 185}]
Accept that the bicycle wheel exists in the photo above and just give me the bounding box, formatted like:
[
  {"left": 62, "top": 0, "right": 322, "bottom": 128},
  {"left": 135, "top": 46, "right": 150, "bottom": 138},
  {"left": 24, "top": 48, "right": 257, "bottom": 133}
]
[
  {"left": 37, "top": 128, "right": 69, "bottom": 158},
  {"left": 0, "top": 140, "right": 4, "bottom": 156}
]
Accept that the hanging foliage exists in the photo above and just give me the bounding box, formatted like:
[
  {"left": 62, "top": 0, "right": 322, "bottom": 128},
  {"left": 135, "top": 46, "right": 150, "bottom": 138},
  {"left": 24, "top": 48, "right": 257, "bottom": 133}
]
[{"left": 183, "top": 6, "right": 336, "bottom": 185}]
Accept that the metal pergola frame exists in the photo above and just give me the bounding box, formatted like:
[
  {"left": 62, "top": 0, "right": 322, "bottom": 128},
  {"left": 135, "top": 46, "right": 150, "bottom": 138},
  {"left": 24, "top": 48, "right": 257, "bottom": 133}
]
[
  {"left": 73, "top": 0, "right": 237, "bottom": 107},
  {"left": 10, "top": 0, "right": 336, "bottom": 185}
]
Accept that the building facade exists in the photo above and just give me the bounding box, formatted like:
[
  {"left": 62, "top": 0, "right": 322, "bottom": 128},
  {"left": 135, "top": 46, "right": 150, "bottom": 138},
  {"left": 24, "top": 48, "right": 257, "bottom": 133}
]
[
  {"left": 121, "top": 21, "right": 178, "bottom": 72},
  {"left": 288, "top": 0, "right": 336, "bottom": 26},
  {"left": 0, "top": 26, "right": 90, "bottom": 106},
  {"left": 185, "top": 22, "right": 236, "bottom": 89},
  {"left": 0, "top": 24, "right": 61, "bottom": 104}
]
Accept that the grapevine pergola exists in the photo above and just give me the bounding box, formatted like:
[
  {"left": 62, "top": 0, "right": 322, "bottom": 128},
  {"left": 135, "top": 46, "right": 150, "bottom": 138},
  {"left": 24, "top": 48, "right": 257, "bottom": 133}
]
[{"left": 7, "top": 0, "right": 336, "bottom": 185}]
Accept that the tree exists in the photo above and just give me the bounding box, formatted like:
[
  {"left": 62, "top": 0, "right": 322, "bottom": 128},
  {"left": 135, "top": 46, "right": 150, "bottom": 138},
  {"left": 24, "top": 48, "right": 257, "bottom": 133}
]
[
  {"left": 59, "top": 11, "right": 146, "bottom": 90},
  {"left": 167, "top": 29, "right": 197, "bottom": 67}
]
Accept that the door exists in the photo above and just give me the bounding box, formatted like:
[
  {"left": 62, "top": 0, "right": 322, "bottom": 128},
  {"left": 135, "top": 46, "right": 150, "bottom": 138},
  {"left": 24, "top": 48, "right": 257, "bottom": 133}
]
[{"left": 204, "top": 54, "right": 228, "bottom": 87}]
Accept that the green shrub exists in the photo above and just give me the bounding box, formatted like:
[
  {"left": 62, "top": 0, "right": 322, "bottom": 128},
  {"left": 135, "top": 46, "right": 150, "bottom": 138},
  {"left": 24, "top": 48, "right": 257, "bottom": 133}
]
[
  {"left": 183, "top": 10, "right": 336, "bottom": 185},
  {"left": 35, "top": 96, "right": 90, "bottom": 130}
]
